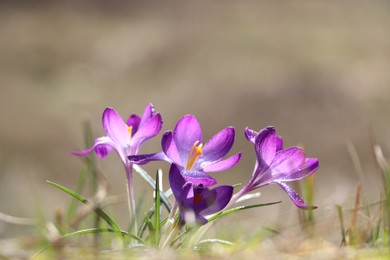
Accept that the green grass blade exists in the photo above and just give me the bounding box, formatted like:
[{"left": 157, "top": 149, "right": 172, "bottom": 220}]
[
  {"left": 61, "top": 228, "right": 144, "bottom": 243},
  {"left": 154, "top": 169, "right": 162, "bottom": 246},
  {"left": 133, "top": 165, "right": 172, "bottom": 211},
  {"left": 207, "top": 201, "right": 281, "bottom": 222},
  {"left": 47, "top": 180, "right": 121, "bottom": 234},
  {"left": 197, "top": 238, "right": 234, "bottom": 247},
  {"left": 144, "top": 213, "right": 154, "bottom": 238},
  {"left": 336, "top": 204, "right": 346, "bottom": 246}
]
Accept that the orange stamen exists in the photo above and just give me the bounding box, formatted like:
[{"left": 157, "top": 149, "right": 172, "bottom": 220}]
[
  {"left": 194, "top": 194, "right": 202, "bottom": 204},
  {"left": 127, "top": 126, "right": 133, "bottom": 139},
  {"left": 186, "top": 141, "right": 203, "bottom": 170}
]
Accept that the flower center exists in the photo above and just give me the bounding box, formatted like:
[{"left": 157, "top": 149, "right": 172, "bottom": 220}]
[
  {"left": 194, "top": 194, "right": 202, "bottom": 204},
  {"left": 127, "top": 126, "right": 133, "bottom": 139},
  {"left": 186, "top": 140, "right": 203, "bottom": 170}
]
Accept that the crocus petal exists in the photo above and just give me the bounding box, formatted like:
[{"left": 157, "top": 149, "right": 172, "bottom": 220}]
[
  {"left": 173, "top": 115, "right": 202, "bottom": 157},
  {"left": 162, "top": 131, "right": 182, "bottom": 165},
  {"left": 254, "top": 127, "right": 278, "bottom": 169},
  {"left": 277, "top": 158, "right": 319, "bottom": 182},
  {"left": 275, "top": 135, "right": 283, "bottom": 152},
  {"left": 201, "top": 127, "right": 235, "bottom": 162},
  {"left": 245, "top": 128, "right": 258, "bottom": 144},
  {"left": 199, "top": 185, "right": 233, "bottom": 216},
  {"left": 276, "top": 182, "right": 317, "bottom": 209},
  {"left": 126, "top": 114, "right": 141, "bottom": 134},
  {"left": 139, "top": 103, "right": 154, "bottom": 128},
  {"left": 131, "top": 113, "right": 163, "bottom": 152},
  {"left": 192, "top": 187, "right": 217, "bottom": 213},
  {"left": 271, "top": 147, "right": 306, "bottom": 177},
  {"left": 182, "top": 169, "right": 217, "bottom": 187},
  {"left": 73, "top": 136, "right": 124, "bottom": 161},
  {"left": 128, "top": 152, "right": 169, "bottom": 165},
  {"left": 202, "top": 153, "right": 242, "bottom": 172},
  {"left": 169, "top": 164, "right": 187, "bottom": 200},
  {"left": 102, "top": 107, "right": 129, "bottom": 146}
]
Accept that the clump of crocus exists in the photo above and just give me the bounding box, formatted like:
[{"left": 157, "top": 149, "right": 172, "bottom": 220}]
[
  {"left": 233, "top": 127, "right": 319, "bottom": 209},
  {"left": 73, "top": 104, "right": 163, "bottom": 227},
  {"left": 169, "top": 163, "right": 234, "bottom": 225},
  {"left": 129, "top": 115, "right": 242, "bottom": 186}
]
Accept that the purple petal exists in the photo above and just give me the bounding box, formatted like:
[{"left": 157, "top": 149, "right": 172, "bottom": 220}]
[
  {"left": 254, "top": 127, "right": 278, "bottom": 169},
  {"left": 202, "top": 153, "right": 242, "bottom": 172},
  {"left": 276, "top": 182, "right": 317, "bottom": 209},
  {"left": 128, "top": 152, "right": 169, "bottom": 165},
  {"left": 199, "top": 185, "right": 233, "bottom": 216},
  {"left": 192, "top": 187, "right": 217, "bottom": 213},
  {"left": 202, "top": 127, "right": 235, "bottom": 162},
  {"left": 139, "top": 103, "right": 154, "bottom": 128},
  {"left": 102, "top": 107, "right": 129, "bottom": 146},
  {"left": 126, "top": 114, "right": 141, "bottom": 134},
  {"left": 277, "top": 158, "right": 319, "bottom": 182},
  {"left": 169, "top": 163, "right": 187, "bottom": 200},
  {"left": 271, "top": 147, "right": 305, "bottom": 177},
  {"left": 162, "top": 131, "right": 183, "bottom": 165},
  {"left": 182, "top": 169, "right": 217, "bottom": 187},
  {"left": 130, "top": 113, "right": 163, "bottom": 152},
  {"left": 173, "top": 115, "right": 202, "bottom": 158},
  {"left": 245, "top": 128, "right": 258, "bottom": 144},
  {"left": 275, "top": 135, "right": 283, "bottom": 152},
  {"left": 73, "top": 136, "right": 126, "bottom": 163}
]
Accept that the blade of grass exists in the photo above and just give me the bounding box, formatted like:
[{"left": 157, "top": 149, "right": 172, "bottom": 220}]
[
  {"left": 336, "top": 205, "right": 346, "bottom": 246},
  {"left": 133, "top": 165, "right": 172, "bottom": 211},
  {"left": 61, "top": 228, "right": 143, "bottom": 243},
  {"left": 207, "top": 201, "right": 281, "bottom": 222},
  {"left": 154, "top": 169, "right": 162, "bottom": 247},
  {"left": 47, "top": 180, "right": 121, "bottom": 234}
]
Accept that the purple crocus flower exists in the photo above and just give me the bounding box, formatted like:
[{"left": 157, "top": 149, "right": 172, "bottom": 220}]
[
  {"left": 73, "top": 104, "right": 162, "bottom": 166},
  {"left": 169, "top": 163, "right": 233, "bottom": 225},
  {"left": 235, "top": 127, "right": 319, "bottom": 209},
  {"left": 129, "top": 115, "right": 242, "bottom": 186},
  {"left": 73, "top": 104, "right": 162, "bottom": 229}
]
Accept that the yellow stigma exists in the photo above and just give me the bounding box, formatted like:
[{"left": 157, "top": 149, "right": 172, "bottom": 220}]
[
  {"left": 127, "top": 126, "right": 133, "bottom": 139},
  {"left": 186, "top": 140, "right": 203, "bottom": 170}
]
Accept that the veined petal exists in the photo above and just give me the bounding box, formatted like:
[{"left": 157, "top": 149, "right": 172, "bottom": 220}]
[
  {"left": 276, "top": 182, "right": 317, "bottom": 209},
  {"left": 162, "top": 131, "right": 182, "bottom": 165},
  {"left": 202, "top": 153, "right": 242, "bottom": 172},
  {"left": 73, "top": 136, "right": 114, "bottom": 158},
  {"left": 72, "top": 136, "right": 127, "bottom": 163},
  {"left": 126, "top": 114, "right": 141, "bottom": 134},
  {"left": 277, "top": 158, "right": 319, "bottom": 182},
  {"left": 271, "top": 147, "right": 306, "bottom": 177},
  {"left": 275, "top": 135, "right": 283, "bottom": 152},
  {"left": 130, "top": 113, "right": 163, "bottom": 152},
  {"left": 182, "top": 169, "right": 217, "bottom": 187},
  {"left": 128, "top": 152, "right": 169, "bottom": 165},
  {"left": 199, "top": 185, "right": 233, "bottom": 216},
  {"left": 139, "top": 103, "right": 154, "bottom": 128},
  {"left": 169, "top": 164, "right": 187, "bottom": 201},
  {"left": 254, "top": 127, "right": 278, "bottom": 169},
  {"left": 202, "top": 127, "right": 235, "bottom": 162},
  {"left": 102, "top": 107, "right": 129, "bottom": 146},
  {"left": 192, "top": 187, "right": 217, "bottom": 213},
  {"left": 173, "top": 115, "right": 202, "bottom": 157},
  {"left": 245, "top": 128, "right": 258, "bottom": 144}
]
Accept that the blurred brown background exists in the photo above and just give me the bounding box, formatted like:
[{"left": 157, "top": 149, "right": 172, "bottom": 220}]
[{"left": 1, "top": 0, "right": 390, "bottom": 240}]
